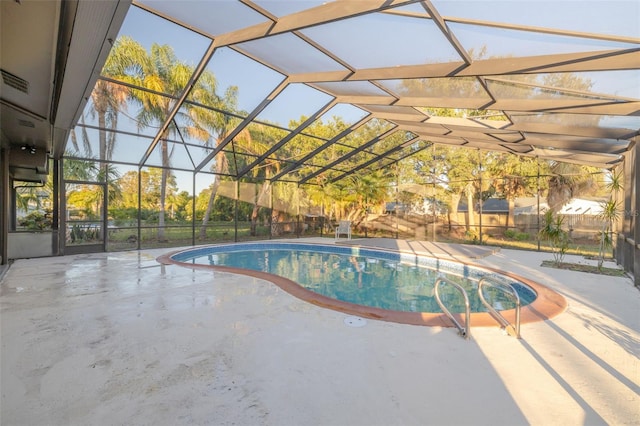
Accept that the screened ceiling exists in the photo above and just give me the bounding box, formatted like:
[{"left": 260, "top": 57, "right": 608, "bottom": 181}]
[{"left": 68, "top": 0, "right": 640, "bottom": 186}]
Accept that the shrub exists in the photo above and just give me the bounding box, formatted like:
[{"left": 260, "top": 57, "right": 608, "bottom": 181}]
[
  {"left": 504, "top": 229, "right": 530, "bottom": 241},
  {"left": 18, "top": 211, "right": 52, "bottom": 230},
  {"left": 465, "top": 229, "right": 479, "bottom": 243},
  {"left": 504, "top": 229, "right": 517, "bottom": 239},
  {"left": 538, "top": 210, "right": 569, "bottom": 265}
]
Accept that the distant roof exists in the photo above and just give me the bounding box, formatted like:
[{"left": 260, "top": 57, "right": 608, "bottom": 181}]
[
  {"left": 515, "top": 198, "right": 604, "bottom": 215},
  {"left": 458, "top": 198, "right": 508, "bottom": 213},
  {"left": 459, "top": 197, "right": 605, "bottom": 214},
  {"left": 558, "top": 199, "right": 604, "bottom": 215}
]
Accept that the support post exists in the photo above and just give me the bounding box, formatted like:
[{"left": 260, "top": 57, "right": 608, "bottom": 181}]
[
  {"left": 234, "top": 180, "right": 239, "bottom": 242},
  {"left": 478, "top": 149, "right": 483, "bottom": 244},
  {"left": 192, "top": 172, "right": 196, "bottom": 246},
  {"left": 52, "top": 158, "right": 60, "bottom": 256},
  {"left": 395, "top": 164, "right": 399, "bottom": 239},
  {"left": 634, "top": 144, "right": 639, "bottom": 287},
  {"left": 137, "top": 166, "right": 142, "bottom": 250},
  {"left": 0, "top": 148, "right": 8, "bottom": 264},
  {"left": 537, "top": 157, "right": 541, "bottom": 251}
]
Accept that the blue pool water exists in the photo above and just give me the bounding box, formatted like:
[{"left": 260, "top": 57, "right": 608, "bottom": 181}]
[{"left": 172, "top": 243, "right": 536, "bottom": 314}]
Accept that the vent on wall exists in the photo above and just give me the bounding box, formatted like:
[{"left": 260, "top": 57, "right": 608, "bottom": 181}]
[
  {"left": 18, "top": 119, "right": 35, "bottom": 128},
  {"left": 1, "top": 69, "right": 29, "bottom": 93}
]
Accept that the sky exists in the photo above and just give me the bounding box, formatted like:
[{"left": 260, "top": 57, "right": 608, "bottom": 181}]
[{"left": 83, "top": 1, "right": 639, "bottom": 194}]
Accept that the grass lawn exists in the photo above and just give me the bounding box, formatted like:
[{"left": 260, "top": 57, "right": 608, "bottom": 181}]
[
  {"left": 541, "top": 260, "right": 626, "bottom": 276},
  {"left": 102, "top": 221, "right": 607, "bottom": 261}
]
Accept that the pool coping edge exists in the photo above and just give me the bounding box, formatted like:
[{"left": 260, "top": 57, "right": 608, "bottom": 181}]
[{"left": 156, "top": 242, "right": 567, "bottom": 329}]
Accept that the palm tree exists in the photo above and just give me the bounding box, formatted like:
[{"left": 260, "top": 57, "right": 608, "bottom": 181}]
[
  {"left": 246, "top": 155, "right": 280, "bottom": 237},
  {"left": 188, "top": 74, "right": 247, "bottom": 240},
  {"left": 126, "top": 42, "right": 195, "bottom": 241},
  {"left": 305, "top": 181, "right": 336, "bottom": 226},
  {"left": 96, "top": 163, "right": 122, "bottom": 209},
  {"left": 64, "top": 158, "right": 99, "bottom": 181},
  {"left": 198, "top": 153, "right": 230, "bottom": 239},
  {"left": 66, "top": 38, "right": 134, "bottom": 228},
  {"left": 229, "top": 123, "right": 292, "bottom": 236},
  {"left": 538, "top": 209, "right": 569, "bottom": 265},
  {"left": 546, "top": 162, "right": 599, "bottom": 213},
  {"left": 15, "top": 171, "right": 53, "bottom": 220},
  {"left": 440, "top": 146, "right": 483, "bottom": 232},
  {"left": 92, "top": 36, "right": 149, "bottom": 163},
  {"left": 347, "top": 169, "right": 392, "bottom": 226},
  {"left": 90, "top": 81, "right": 126, "bottom": 163},
  {"left": 63, "top": 37, "right": 150, "bottom": 243},
  {"left": 68, "top": 116, "right": 92, "bottom": 156},
  {"left": 597, "top": 170, "right": 623, "bottom": 269},
  {"left": 490, "top": 154, "right": 544, "bottom": 228},
  {"left": 463, "top": 181, "right": 476, "bottom": 231}
]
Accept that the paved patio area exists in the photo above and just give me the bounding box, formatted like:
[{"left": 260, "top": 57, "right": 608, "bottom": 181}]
[
  {"left": 337, "top": 237, "right": 500, "bottom": 260},
  {"left": 1, "top": 238, "right": 638, "bottom": 425}
]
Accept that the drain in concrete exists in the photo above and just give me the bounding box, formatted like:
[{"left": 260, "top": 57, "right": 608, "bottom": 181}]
[{"left": 344, "top": 316, "right": 367, "bottom": 327}]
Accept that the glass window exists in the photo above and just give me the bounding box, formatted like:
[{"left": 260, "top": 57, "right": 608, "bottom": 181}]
[
  {"left": 235, "top": 32, "right": 349, "bottom": 74},
  {"left": 79, "top": 83, "right": 169, "bottom": 138},
  {"left": 369, "top": 131, "right": 419, "bottom": 156},
  {"left": 137, "top": 0, "right": 268, "bottom": 36},
  {"left": 227, "top": 152, "right": 259, "bottom": 176},
  {"left": 144, "top": 139, "right": 195, "bottom": 171},
  {"left": 182, "top": 143, "right": 212, "bottom": 166},
  {"left": 432, "top": 0, "right": 640, "bottom": 40},
  {"left": 360, "top": 105, "right": 429, "bottom": 121},
  {"left": 582, "top": 70, "right": 640, "bottom": 99},
  {"left": 319, "top": 104, "right": 370, "bottom": 129},
  {"left": 492, "top": 70, "right": 640, "bottom": 100},
  {"left": 448, "top": 21, "right": 638, "bottom": 59},
  {"left": 113, "top": 5, "right": 210, "bottom": 67},
  {"left": 599, "top": 115, "right": 640, "bottom": 129},
  {"left": 190, "top": 47, "right": 286, "bottom": 116},
  {"left": 301, "top": 12, "right": 462, "bottom": 68},
  {"left": 173, "top": 104, "right": 242, "bottom": 146},
  {"left": 14, "top": 169, "right": 54, "bottom": 231},
  {"left": 253, "top": 0, "right": 331, "bottom": 17},
  {"left": 379, "top": 77, "right": 490, "bottom": 100},
  {"left": 254, "top": 83, "right": 333, "bottom": 128},
  {"left": 312, "top": 81, "right": 394, "bottom": 98},
  {"left": 331, "top": 123, "right": 386, "bottom": 150},
  {"left": 275, "top": 104, "right": 369, "bottom": 162}
]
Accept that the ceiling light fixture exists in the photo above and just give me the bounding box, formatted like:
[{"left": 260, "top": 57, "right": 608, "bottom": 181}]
[{"left": 20, "top": 144, "right": 36, "bottom": 154}]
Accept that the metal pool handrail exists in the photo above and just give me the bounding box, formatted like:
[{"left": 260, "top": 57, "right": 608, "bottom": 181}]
[
  {"left": 477, "top": 277, "right": 521, "bottom": 339},
  {"left": 434, "top": 277, "right": 471, "bottom": 340}
]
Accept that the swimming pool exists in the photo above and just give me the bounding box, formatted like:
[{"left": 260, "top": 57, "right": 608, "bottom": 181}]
[{"left": 158, "top": 242, "right": 567, "bottom": 327}]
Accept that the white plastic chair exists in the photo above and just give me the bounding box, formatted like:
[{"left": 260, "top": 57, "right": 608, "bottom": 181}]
[{"left": 335, "top": 220, "right": 352, "bottom": 240}]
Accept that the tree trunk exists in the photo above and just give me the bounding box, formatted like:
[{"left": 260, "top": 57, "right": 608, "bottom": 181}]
[
  {"left": 507, "top": 198, "right": 515, "bottom": 229},
  {"left": 158, "top": 139, "right": 169, "bottom": 242},
  {"left": 448, "top": 193, "right": 461, "bottom": 231},
  {"left": 199, "top": 178, "right": 219, "bottom": 240},
  {"left": 466, "top": 189, "right": 475, "bottom": 230},
  {"left": 199, "top": 152, "right": 228, "bottom": 239},
  {"left": 250, "top": 206, "right": 259, "bottom": 236},
  {"left": 250, "top": 181, "right": 271, "bottom": 236},
  {"left": 98, "top": 112, "right": 107, "bottom": 163},
  {"left": 271, "top": 210, "right": 282, "bottom": 236}
]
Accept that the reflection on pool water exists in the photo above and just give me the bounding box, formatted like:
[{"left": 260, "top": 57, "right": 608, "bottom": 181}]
[{"left": 171, "top": 243, "right": 536, "bottom": 314}]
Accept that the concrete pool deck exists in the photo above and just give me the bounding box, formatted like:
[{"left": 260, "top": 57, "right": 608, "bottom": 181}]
[
  {"left": 1, "top": 238, "right": 638, "bottom": 425},
  {"left": 337, "top": 237, "right": 501, "bottom": 260}
]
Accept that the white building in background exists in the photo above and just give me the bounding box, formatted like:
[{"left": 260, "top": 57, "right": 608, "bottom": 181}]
[
  {"left": 557, "top": 198, "right": 605, "bottom": 216},
  {"left": 514, "top": 198, "right": 605, "bottom": 216}
]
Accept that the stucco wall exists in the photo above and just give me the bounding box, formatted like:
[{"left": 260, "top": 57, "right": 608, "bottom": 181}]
[{"left": 8, "top": 232, "right": 54, "bottom": 259}]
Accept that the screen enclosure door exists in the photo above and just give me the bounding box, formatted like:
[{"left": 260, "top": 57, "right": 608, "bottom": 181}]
[{"left": 63, "top": 181, "right": 107, "bottom": 254}]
